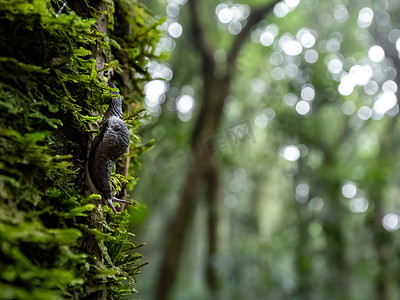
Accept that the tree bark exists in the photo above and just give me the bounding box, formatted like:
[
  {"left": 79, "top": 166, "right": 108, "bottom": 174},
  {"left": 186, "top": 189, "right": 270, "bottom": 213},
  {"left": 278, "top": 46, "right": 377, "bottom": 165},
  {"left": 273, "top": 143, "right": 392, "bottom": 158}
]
[
  {"left": 368, "top": 118, "right": 398, "bottom": 300},
  {"left": 154, "top": 151, "right": 204, "bottom": 300},
  {"left": 154, "top": 1, "right": 280, "bottom": 299},
  {"left": 154, "top": 77, "right": 229, "bottom": 300},
  {"left": 204, "top": 159, "right": 220, "bottom": 291}
]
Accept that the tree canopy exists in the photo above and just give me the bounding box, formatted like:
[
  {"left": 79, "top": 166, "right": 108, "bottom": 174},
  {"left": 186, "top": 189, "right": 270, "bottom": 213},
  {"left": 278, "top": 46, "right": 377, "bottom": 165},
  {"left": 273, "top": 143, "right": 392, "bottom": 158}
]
[{"left": 134, "top": 0, "right": 400, "bottom": 299}]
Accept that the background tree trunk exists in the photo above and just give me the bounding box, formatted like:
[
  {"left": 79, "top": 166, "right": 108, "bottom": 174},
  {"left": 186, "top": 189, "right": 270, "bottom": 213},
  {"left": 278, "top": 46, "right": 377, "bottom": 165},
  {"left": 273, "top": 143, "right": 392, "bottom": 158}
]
[{"left": 154, "top": 1, "right": 279, "bottom": 298}]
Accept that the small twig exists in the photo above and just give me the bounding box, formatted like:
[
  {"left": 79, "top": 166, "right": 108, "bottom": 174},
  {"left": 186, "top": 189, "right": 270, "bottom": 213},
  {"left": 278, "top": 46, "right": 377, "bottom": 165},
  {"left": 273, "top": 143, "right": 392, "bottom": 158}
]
[{"left": 56, "top": 1, "right": 70, "bottom": 17}]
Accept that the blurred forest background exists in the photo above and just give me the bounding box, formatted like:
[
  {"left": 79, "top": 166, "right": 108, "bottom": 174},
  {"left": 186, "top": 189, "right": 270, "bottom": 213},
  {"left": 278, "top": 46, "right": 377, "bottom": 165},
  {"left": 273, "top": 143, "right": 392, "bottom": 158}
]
[{"left": 131, "top": 0, "right": 400, "bottom": 299}]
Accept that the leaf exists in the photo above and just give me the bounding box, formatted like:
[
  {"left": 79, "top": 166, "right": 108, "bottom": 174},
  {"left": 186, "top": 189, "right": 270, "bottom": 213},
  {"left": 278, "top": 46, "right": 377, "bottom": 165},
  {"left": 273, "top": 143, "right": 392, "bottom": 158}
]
[{"left": 59, "top": 204, "right": 95, "bottom": 218}]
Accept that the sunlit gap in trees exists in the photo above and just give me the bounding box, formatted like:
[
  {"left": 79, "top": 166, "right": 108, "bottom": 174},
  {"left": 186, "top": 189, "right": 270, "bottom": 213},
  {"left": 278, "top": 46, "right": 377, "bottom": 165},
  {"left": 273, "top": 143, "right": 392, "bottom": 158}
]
[
  {"left": 145, "top": 0, "right": 200, "bottom": 122},
  {"left": 144, "top": 60, "right": 173, "bottom": 117},
  {"left": 248, "top": 2, "right": 400, "bottom": 124},
  {"left": 216, "top": 3, "right": 250, "bottom": 35},
  {"left": 251, "top": 5, "right": 319, "bottom": 116},
  {"left": 333, "top": 5, "right": 399, "bottom": 121},
  {"left": 278, "top": 138, "right": 400, "bottom": 231},
  {"left": 281, "top": 150, "right": 400, "bottom": 233},
  {"left": 156, "top": 0, "right": 187, "bottom": 52},
  {"left": 148, "top": 1, "right": 400, "bottom": 236},
  {"left": 254, "top": 108, "right": 275, "bottom": 129},
  {"left": 151, "top": 1, "right": 400, "bottom": 125},
  {"left": 294, "top": 177, "right": 369, "bottom": 213},
  {"left": 144, "top": 73, "right": 196, "bottom": 122},
  {"left": 224, "top": 168, "right": 248, "bottom": 209}
]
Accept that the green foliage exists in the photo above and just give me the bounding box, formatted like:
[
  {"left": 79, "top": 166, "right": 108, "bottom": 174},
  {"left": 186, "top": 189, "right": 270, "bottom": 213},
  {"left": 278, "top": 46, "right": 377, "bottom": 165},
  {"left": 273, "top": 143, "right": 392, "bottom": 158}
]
[
  {"left": 134, "top": 0, "right": 400, "bottom": 299},
  {"left": 0, "top": 0, "right": 162, "bottom": 298}
]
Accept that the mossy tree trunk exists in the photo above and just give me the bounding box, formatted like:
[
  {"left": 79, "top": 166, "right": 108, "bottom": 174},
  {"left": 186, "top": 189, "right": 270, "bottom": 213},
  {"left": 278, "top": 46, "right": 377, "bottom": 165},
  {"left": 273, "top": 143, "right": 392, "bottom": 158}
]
[{"left": 0, "top": 1, "right": 162, "bottom": 299}]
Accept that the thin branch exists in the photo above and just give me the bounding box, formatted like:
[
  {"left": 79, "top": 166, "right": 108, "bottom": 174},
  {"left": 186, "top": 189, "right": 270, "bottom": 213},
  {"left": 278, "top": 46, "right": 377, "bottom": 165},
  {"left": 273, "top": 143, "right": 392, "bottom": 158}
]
[
  {"left": 188, "top": 0, "right": 215, "bottom": 69},
  {"left": 227, "top": 0, "right": 280, "bottom": 70}
]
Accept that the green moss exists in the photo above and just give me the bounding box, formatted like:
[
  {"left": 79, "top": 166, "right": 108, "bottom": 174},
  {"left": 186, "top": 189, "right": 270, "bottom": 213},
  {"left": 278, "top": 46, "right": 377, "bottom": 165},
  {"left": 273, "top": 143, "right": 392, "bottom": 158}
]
[{"left": 0, "top": 0, "right": 162, "bottom": 298}]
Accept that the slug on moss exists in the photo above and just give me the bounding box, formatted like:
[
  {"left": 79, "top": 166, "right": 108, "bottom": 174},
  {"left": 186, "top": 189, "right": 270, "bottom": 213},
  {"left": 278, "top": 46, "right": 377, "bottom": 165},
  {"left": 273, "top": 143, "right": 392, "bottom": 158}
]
[{"left": 86, "top": 83, "right": 132, "bottom": 214}]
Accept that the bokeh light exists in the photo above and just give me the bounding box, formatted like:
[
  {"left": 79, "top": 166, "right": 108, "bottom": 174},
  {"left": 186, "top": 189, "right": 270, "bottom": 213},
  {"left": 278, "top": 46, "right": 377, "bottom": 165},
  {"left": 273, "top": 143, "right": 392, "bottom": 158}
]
[
  {"left": 376, "top": 11, "right": 390, "bottom": 26},
  {"left": 297, "top": 28, "right": 316, "bottom": 48},
  {"left": 271, "top": 67, "right": 285, "bottom": 80},
  {"left": 304, "top": 49, "right": 319, "bottom": 63},
  {"left": 341, "top": 101, "right": 355, "bottom": 115},
  {"left": 250, "top": 78, "right": 266, "bottom": 94},
  {"left": 270, "top": 52, "right": 283, "bottom": 65},
  {"left": 255, "top": 113, "right": 268, "bottom": 129},
  {"left": 296, "top": 183, "right": 309, "bottom": 203},
  {"left": 327, "top": 58, "right": 343, "bottom": 74},
  {"left": 368, "top": 45, "right": 385, "bottom": 63},
  {"left": 229, "top": 21, "right": 242, "bottom": 35},
  {"left": 166, "top": 3, "right": 180, "bottom": 18},
  {"left": 285, "top": 0, "right": 300, "bottom": 9},
  {"left": 274, "top": 2, "right": 289, "bottom": 18},
  {"left": 145, "top": 80, "right": 168, "bottom": 107},
  {"left": 296, "top": 100, "right": 310, "bottom": 115},
  {"left": 382, "top": 80, "right": 398, "bottom": 93},
  {"left": 282, "top": 40, "right": 303, "bottom": 56},
  {"left": 309, "top": 197, "right": 324, "bottom": 211},
  {"left": 358, "top": 106, "right": 372, "bottom": 120},
  {"left": 234, "top": 168, "right": 247, "bottom": 180},
  {"left": 260, "top": 31, "right": 275, "bottom": 47},
  {"left": 350, "top": 197, "right": 369, "bottom": 213},
  {"left": 176, "top": 95, "right": 195, "bottom": 113},
  {"left": 168, "top": 22, "right": 183, "bottom": 38},
  {"left": 224, "top": 194, "right": 238, "bottom": 208},
  {"left": 341, "top": 182, "right": 357, "bottom": 199},
  {"left": 229, "top": 178, "right": 242, "bottom": 193},
  {"left": 301, "top": 85, "right": 315, "bottom": 101},
  {"left": 283, "top": 93, "right": 297, "bottom": 106},
  {"left": 216, "top": 3, "right": 250, "bottom": 35},
  {"left": 358, "top": 7, "right": 374, "bottom": 28},
  {"left": 338, "top": 64, "right": 373, "bottom": 96},
  {"left": 373, "top": 92, "right": 397, "bottom": 114},
  {"left": 217, "top": 7, "right": 233, "bottom": 24},
  {"left": 364, "top": 81, "right": 379, "bottom": 95},
  {"left": 281, "top": 145, "right": 301, "bottom": 161},
  {"left": 382, "top": 213, "right": 400, "bottom": 231},
  {"left": 333, "top": 4, "right": 348, "bottom": 22}
]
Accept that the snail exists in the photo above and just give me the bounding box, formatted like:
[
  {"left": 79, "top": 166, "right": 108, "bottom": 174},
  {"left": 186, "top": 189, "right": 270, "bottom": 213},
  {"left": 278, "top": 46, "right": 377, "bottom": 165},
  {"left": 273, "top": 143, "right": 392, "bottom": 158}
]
[{"left": 86, "top": 83, "right": 132, "bottom": 214}]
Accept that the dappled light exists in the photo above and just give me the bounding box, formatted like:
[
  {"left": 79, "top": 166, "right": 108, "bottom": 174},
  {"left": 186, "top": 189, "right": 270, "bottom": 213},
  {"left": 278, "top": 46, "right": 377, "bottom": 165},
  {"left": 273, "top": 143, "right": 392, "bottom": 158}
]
[
  {"left": 382, "top": 213, "right": 400, "bottom": 232},
  {"left": 168, "top": 21, "right": 183, "bottom": 38},
  {"left": 224, "top": 194, "right": 238, "bottom": 208},
  {"left": 132, "top": 0, "right": 400, "bottom": 299},
  {"left": 341, "top": 182, "right": 357, "bottom": 199},
  {"left": 216, "top": 3, "right": 250, "bottom": 35},
  {"left": 338, "top": 64, "right": 373, "bottom": 96},
  {"left": 358, "top": 7, "right": 374, "bottom": 28},
  {"left": 280, "top": 145, "right": 300, "bottom": 162},
  {"left": 350, "top": 196, "right": 369, "bottom": 213},
  {"left": 304, "top": 49, "right": 319, "bottom": 63},
  {"left": 295, "top": 100, "right": 310, "bottom": 115},
  {"left": 273, "top": 0, "right": 300, "bottom": 18},
  {"left": 333, "top": 4, "right": 349, "bottom": 22},
  {"left": 368, "top": 45, "right": 385, "bottom": 63},
  {"left": 308, "top": 197, "right": 324, "bottom": 211},
  {"left": 295, "top": 183, "right": 309, "bottom": 203},
  {"left": 176, "top": 94, "right": 195, "bottom": 113}
]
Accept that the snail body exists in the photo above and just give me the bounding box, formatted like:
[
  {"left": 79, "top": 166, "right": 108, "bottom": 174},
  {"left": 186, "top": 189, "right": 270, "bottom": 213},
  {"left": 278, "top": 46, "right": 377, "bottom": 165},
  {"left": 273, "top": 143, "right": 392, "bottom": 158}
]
[{"left": 86, "top": 84, "right": 132, "bottom": 214}]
